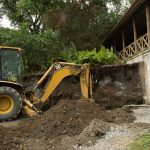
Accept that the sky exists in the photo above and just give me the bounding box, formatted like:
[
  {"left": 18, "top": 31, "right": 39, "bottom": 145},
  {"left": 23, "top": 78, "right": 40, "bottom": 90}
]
[{"left": 0, "top": 15, "right": 12, "bottom": 28}]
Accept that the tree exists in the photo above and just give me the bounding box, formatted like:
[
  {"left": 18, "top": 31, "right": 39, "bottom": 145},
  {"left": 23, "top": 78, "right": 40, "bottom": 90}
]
[
  {"left": 0, "top": 0, "right": 132, "bottom": 70},
  {"left": 0, "top": 27, "right": 67, "bottom": 72},
  {"left": 0, "top": 0, "right": 64, "bottom": 33},
  {"left": 44, "top": 0, "right": 123, "bottom": 50},
  {"left": 0, "top": 0, "right": 131, "bottom": 49}
]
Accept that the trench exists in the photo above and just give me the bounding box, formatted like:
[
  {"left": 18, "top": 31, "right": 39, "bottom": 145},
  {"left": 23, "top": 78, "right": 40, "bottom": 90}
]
[{"left": 23, "top": 63, "right": 144, "bottom": 110}]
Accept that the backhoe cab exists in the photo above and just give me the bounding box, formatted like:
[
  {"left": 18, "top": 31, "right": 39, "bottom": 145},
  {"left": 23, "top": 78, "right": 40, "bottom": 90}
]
[
  {"left": 0, "top": 46, "right": 24, "bottom": 121},
  {"left": 0, "top": 46, "right": 92, "bottom": 121}
]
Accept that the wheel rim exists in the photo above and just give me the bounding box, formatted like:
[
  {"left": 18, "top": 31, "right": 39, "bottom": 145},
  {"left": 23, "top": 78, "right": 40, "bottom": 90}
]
[{"left": 0, "top": 95, "right": 14, "bottom": 114}]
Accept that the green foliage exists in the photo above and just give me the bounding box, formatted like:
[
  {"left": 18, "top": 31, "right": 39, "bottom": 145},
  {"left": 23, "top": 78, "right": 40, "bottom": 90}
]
[
  {"left": 0, "top": 27, "right": 120, "bottom": 73},
  {"left": 97, "top": 46, "right": 119, "bottom": 64},
  {"left": 0, "top": 0, "right": 128, "bottom": 72},
  {"left": 77, "top": 46, "right": 120, "bottom": 65},
  {"left": 129, "top": 134, "right": 150, "bottom": 150},
  {"left": 0, "top": 27, "right": 65, "bottom": 72},
  {"left": 77, "top": 49, "right": 97, "bottom": 64},
  {"left": 0, "top": 0, "right": 132, "bottom": 54},
  {"left": 59, "top": 43, "right": 78, "bottom": 63},
  {"left": 0, "top": 0, "right": 64, "bottom": 33},
  {"left": 45, "top": 0, "right": 124, "bottom": 50}
]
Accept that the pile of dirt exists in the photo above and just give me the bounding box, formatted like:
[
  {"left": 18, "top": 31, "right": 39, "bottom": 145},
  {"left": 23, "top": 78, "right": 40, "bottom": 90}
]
[
  {"left": 19, "top": 99, "right": 135, "bottom": 139},
  {"left": 0, "top": 125, "right": 23, "bottom": 150},
  {"left": 108, "top": 108, "right": 135, "bottom": 124},
  {"left": 0, "top": 99, "right": 135, "bottom": 150}
]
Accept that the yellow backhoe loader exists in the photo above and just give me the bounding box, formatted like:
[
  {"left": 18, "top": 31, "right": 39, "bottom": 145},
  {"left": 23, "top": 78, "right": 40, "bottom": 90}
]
[{"left": 0, "top": 46, "right": 92, "bottom": 121}]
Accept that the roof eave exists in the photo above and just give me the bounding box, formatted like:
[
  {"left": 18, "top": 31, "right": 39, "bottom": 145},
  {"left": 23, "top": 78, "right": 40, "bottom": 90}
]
[{"left": 103, "top": 0, "right": 146, "bottom": 43}]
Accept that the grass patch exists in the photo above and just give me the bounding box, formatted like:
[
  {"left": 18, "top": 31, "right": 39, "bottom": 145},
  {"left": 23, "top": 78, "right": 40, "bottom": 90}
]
[{"left": 129, "top": 134, "right": 150, "bottom": 150}]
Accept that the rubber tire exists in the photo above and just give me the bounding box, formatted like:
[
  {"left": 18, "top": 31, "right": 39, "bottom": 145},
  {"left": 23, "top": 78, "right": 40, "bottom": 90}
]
[{"left": 0, "top": 86, "right": 22, "bottom": 121}]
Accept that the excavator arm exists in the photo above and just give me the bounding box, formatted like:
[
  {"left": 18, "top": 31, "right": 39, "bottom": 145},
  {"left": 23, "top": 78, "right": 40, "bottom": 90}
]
[
  {"left": 35, "top": 62, "right": 92, "bottom": 102},
  {"left": 23, "top": 62, "right": 92, "bottom": 115}
]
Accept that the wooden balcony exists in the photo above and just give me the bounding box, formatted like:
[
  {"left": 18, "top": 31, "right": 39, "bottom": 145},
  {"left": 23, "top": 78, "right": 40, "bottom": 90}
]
[{"left": 118, "top": 33, "right": 150, "bottom": 60}]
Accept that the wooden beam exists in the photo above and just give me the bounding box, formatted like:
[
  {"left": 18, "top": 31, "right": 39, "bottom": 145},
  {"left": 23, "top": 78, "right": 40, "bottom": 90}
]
[
  {"left": 122, "top": 30, "right": 125, "bottom": 49},
  {"left": 133, "top": 18, "right": 137, "bottom": 52},
  {"left": 133, "top": 19, "right": 137, "bottom": 41},
  {"left": 146, "top": 5, "right": 150, "bottom": 48},
  {"left": 113, "top": 39, "right": 117, "bottom": 53},
  {"left": 122, "top": 30, "right": 125, "bottom": 57}
]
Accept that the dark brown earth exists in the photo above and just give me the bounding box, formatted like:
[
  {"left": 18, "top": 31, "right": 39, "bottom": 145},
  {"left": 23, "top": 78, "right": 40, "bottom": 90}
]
[
  {"left": 0, "top": 99, "right": 135, "bottom": 150},
  {"left": 19, "top": 99, "right": 135, "bottom": 137},
  {"left": 92, "top": 64, "right": 144, "bottom": 108},
  {"left": 0, "top": 126, "right": 22, "bottom": 150},
  {"left": 23, "top": 63, "right": 144, "bottom": 109},
  {"left": 0, "top": 63, "right": 143, "bottom": 149}
]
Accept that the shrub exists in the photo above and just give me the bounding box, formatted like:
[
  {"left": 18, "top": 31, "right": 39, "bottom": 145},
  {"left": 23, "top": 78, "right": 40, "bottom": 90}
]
[{"left": 77, "top": 46, "right": 120, "bottom": 65}]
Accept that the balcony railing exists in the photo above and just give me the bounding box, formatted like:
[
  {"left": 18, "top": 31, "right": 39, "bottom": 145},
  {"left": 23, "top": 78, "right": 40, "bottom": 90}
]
[{"left": 118, "top": 33, "right": 150, "bottom": 59}]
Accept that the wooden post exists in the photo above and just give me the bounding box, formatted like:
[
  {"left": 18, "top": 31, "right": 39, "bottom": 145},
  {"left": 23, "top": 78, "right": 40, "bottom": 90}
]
[
  {"left": 122, "top": 30, "right": 125, "bottom": 49},
  {"left": 122, "top": 30, "right": 125, "bottom": 58},
  {"left": 113, "top": 39, "right": 117, "bottom": 53},
  {"left": 146, "top": 5, "right": 150, "bottom": 48},
  {"left": 133, "top": 18, "right": 137, "bottom": 52}
]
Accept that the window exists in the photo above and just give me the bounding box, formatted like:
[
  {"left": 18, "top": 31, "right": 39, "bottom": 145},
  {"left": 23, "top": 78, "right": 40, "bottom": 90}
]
[{"left": 1, "top": 49, "right": 23, "bottom": 82}]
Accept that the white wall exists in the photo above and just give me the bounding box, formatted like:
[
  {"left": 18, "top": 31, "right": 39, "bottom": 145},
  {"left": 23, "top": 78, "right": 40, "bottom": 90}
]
[{"left": 127, "top": 49, "right": 150, "bottom": 104}]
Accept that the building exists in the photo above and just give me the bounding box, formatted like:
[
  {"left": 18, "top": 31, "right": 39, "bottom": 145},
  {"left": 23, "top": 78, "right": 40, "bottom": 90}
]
[
  {"left": 104, "top": 0, "right": 150, "bottom": 60},
  {"left": 104, "top": 0, "right": 150, "bottom": 104}
]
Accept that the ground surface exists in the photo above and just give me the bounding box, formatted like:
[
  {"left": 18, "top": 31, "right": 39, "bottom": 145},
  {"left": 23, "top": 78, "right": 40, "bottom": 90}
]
[{"left": 0, "top": 99, "right": 150, "bottom": 150}]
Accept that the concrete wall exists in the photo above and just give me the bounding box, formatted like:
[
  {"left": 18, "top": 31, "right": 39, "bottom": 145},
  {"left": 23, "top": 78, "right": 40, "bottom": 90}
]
[{"left": 127, "top": 49, "right": 150, "bottom": 104}]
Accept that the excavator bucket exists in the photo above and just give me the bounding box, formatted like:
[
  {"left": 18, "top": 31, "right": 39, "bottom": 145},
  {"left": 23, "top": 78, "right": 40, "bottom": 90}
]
[{"left": 22, "top": 106, "right": 36, "bottom": 117}]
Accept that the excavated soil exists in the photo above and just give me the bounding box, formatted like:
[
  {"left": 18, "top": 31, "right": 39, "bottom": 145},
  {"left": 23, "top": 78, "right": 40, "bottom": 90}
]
[
  {"left": 0, "top": 126, "right": 23, "bottom": 150},
  {"left": 0, "top": 62, "right": 145, "bottom": 150},
  {"left": 0, "top": 99, "right": 135, "bottom": 150},
  {"left": 19, "top": 99, "right": 135, "bottom": 138},
  {"left": 91, "top": 64, "right": 144, "bottom": 109},
  {"left": 23, "top": 63, "right": 144, "bottom": 110},
  {"left": 0, "top": 63, "right": 145, "bottom": 149}
]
